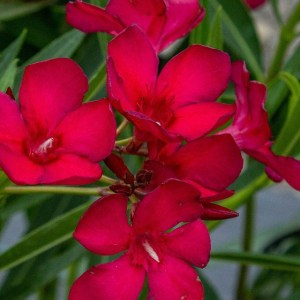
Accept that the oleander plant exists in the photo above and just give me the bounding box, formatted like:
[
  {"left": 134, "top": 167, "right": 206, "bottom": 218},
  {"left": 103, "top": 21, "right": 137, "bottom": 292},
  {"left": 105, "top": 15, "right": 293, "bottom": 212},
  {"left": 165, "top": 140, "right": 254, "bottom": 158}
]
[{"left": 0, "top": 0, "right": 300, "bottom": 299}]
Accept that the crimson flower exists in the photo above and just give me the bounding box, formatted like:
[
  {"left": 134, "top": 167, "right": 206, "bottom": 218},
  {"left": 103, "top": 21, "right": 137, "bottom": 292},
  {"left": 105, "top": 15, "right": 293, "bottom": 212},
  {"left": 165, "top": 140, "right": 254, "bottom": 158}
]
[
  {"left": 69, "top": 180, "right": 210, "bottom": 299},
  {"left": 243, "top": 0, "right": 266, "bottom": 9},
  {"left": 143, "top": 135, "right": 243, "bottom": 219},
  {"left": 0, "top": 58, "right": 116, "bottom": 185},
  {"left": 221, "top": 61, "right": 300, "bottom": 190},
  {"left": 107, "top": 25, "right": 234, "bottom": 145},
  {"left": 66, "top": 0, "right": 204, "bottom": 53}
]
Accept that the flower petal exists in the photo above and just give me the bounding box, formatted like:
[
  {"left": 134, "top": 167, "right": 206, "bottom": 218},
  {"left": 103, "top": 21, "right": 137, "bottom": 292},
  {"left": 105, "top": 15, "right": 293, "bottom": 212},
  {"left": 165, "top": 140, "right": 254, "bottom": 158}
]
[
  {"left": 167, "top": 134, "right": 243, "bottom": 191},
  {"left": 244, "top": 0, "right": 266, "bottom": 9},
  {"left": 74, "top": 194, "right": 131, "bottom": 255},
  {"left": 157, "top": 45, "right": 231, "bottom": 109},
  {"left": 168, "top": 102, "right": 235, "bottom": 140},
  {"left": 54, "top": 99, "right": 116, "bottom": 162},
  {"left": 159, "top": 0, "right": 205, "bottom": 51},
  {"left": 66, "top": 0, "right": 125, "bottom": 34},
  {"left": 42, "top": 153, "right": 102, "bottom": 185},
  {"left": 133, "top": 179, "right": 203, "bottom": 232},
  {"left": 0, "top": 143, "right": 43, "bottom": 185},
  {"left": 201, "top": 202, "right": 239, "bottom": 220},
  {"left": 248, "top": 145, "right": 300, "bottom": 191},
  {"left": 164, "top": 220, "right": 211, "bottom": 268},
  {"left": 106, "top": 0, "right": 166, "bottom": 50},
  {"left": 148, "top": 256, "right": 204, "bottom": 300},
  {"left": 0, "top": 92, "right": 27, "bottom": 143},
  {"left": 19, "top": 58, "right": 88, "bottom": 135},
  {"left": 69, "top": 255, "right": 145, "bottom": 300},
  {"left": 107, "top": 26, "right": 158, "bottom": 109}
]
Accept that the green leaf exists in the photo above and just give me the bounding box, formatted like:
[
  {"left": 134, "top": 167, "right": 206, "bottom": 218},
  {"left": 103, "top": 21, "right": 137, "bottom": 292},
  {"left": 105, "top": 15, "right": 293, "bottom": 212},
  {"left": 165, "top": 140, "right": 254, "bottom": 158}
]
[
  {"left": 14, "top": 29, "right": 85, "bottom": 92},
  {"left": 273, "top": 72, "right": 300, "bottom": 155},
  {"left": 207, "top": 6, "right": 223, "bottom": 50},
  {"left": 0, "top": 200, "right": 92, "bottom": 271},
  {"left": 0, "top": 59, "right": 17, "bottom": 91},
  {"left": 0, "top": 244, "right": 85, "bottom": 300},
  {"left": 0, "top": 29, "right": 26, "bottom": 78},
  {"left": 0, "top": 0, "right": 55, "bottom": 22},
  {"left": 189, "top": 0, "right": 209, "bottom": 45},
  {"left": 84, "top": 61, "right": 106, "bottom": 102},
  {"left": 211, "top": 252, "right": 300, "bottom": 272},
  {"left": 209, "top": 0, "right": 264, "bottom": 81}
]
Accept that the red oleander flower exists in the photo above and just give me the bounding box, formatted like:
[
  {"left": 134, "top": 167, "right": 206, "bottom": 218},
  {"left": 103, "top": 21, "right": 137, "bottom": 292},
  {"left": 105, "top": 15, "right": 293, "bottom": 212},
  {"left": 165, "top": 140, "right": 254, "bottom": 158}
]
[
  {"left": 0, "top": 58, "right": 116, "bottom": 185},
  {"left": 221, "top": 61, "right": 300, "bottom": 190},
  {"left": 66, "top": 0, "right": 205, "bottom": 53},
  {"left": 69, "top": 180, "right": 210, "bottom": 300},
  {"left": 244, "top": 0, "right": 266, "bottom": 9},
  {"left": 143, "top": 135, "right": 243, "bottom": 219},
  {"left": 107, "top": 25, "right": 234, "bottom": 145}
]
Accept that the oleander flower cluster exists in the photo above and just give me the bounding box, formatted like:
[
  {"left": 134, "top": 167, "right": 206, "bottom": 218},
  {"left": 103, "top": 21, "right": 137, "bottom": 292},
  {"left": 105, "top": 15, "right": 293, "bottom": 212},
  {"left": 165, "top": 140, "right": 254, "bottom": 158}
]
[{"left": 0, "top": 0, "right": 298, "bottom": 299}]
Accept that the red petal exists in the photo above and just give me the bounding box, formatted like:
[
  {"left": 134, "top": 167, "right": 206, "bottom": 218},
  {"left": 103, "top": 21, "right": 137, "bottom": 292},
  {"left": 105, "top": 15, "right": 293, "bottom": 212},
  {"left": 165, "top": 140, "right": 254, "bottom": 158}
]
[
  {"left": 126, "top": 110, "right": 179, "bottom": 142},
  {"left": 0, "top": 92, "right": 27, "bottom": 143},
  {"left": 148, "top": 256, "right": 204, "bottom": 300},
  {"left": 66, "top": 0, "right": 124, "bottom": 34},
  {"left": 42, "top": 153, "right": 102, "bottom": 185},
  {"left": 168, "top": 102, "right": 235, "bottom": 140},
  {"left": 158, "top": 0, "right": 205, "bottom": 51},
  {"left": 0, "top": 143, "right": 43, "bottom": 185},
  {"left": 248, "top": 145, "right": 300, "bottom": 191},
  {"left": 74, "top": 194, "right": 131, "bottom": 255},
  {"left": 168, "top": 134, "right": 243, "bottom": 191},
  {"left": 244, "top": 0, "right": 266, "bottom": 9},
  {"left": 133, "top": 179, "right": 203, "bottom": 232},
  {"left": 19, "top": 58, "right": 88, "bottom": 136},
  {"left": 69, "top": 255, "right": 145, "bottom": 300},
  {"left": 107, "top": 26, "right": 158, "bottom": 109},
  {"left": 157, "top": 45, "right": 231, "bottom": 109},
  {"left": 201, "top": 202, "right": 239, "bottom": 220},
  {"left": 107, "top": 0, "right": 166, "bottom": 50},
  {"left": 164, "top": 220, "right": 211, "bottom": 268},
  {"left": 54, "top": 99, "right": 116, "bottom": 162}
]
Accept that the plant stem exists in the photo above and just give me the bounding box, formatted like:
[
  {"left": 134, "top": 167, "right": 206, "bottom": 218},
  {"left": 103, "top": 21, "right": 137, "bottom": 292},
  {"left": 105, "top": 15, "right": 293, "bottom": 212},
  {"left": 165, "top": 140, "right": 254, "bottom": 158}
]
[
  {"left": 116, "top": 118, "right": 129, "bottom": 136},
  {"left": 100, "top": 174, "right": 117, "bottom": 185},
  {"left": 0, "top": 185, "right": 111, "bottom": 196},
  {"left": 235, "top": 198, "right": 255, "bottom": 300},
  {"left": 267, "top": 2, "right": 300, "bottom": 81},
  {"left": 115, "top": 137, "right": 133, "bottom": 146}
]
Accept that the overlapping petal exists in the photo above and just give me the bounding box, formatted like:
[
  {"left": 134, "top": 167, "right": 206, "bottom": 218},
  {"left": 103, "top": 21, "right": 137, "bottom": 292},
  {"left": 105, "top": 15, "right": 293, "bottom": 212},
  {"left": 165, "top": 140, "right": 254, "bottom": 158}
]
[
  {"left": 69, "top": 255, "right": 145, "bottom": 300},
  {"left": 167, "top": 135, "right": 243, "bottom": 191},
  {"left": 157, "top": 45, "right": 231, "bottom": 109},
  {"left": 164, "top": 220, "right": 210, "bottom": 268},
  {"left": 54, "top": 99, "right": 116, "bottom": 162},
  {"left": 167, "top": 102, "right": 235, "bottom": 140},
  {"left": 74, "top": 194, "right": 131, "bottom": 255},
  {"left": 19, "top": 58, "right": 88, "bottom": 135},
  {"left": 148, "top": 256, "right": 204, "bottom": 300},
  {"left": 133, "top": 180, "right": 203, "bottom": 232},
  {"left": 66, "top": 0, "right": 124, "bottom": 34}
]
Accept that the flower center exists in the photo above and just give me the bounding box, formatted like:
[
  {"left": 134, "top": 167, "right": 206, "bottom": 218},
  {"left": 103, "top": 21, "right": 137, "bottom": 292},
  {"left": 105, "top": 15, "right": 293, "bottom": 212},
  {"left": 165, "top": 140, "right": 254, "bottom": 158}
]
[
  {"left": 136, "top": 95, "right": 174, "bottom": 127},
  {"left": 28, "top": 137, "right": 59, "bottom": 164}
]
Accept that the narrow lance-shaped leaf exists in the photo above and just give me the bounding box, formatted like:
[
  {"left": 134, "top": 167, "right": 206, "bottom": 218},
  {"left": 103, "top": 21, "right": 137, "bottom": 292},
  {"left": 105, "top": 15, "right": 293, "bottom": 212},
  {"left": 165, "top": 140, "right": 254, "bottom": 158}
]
[
  {"left": 211, "top": 251, "right": 300, "bottom": 272},
  {"left": 0, "top": 0, "right": 55, "bottom": 21},
  {"left": 207, "top": 6, "right": 223, "bottom": 50},
  {"left": 0, "top": 59, "right": 18, "bottom": 92},
  {"left": 0, "top": 200, "right": 92, "bottom": 271},
  {"left": 273, "top": 72, "right": 300, "bottom": 155}
]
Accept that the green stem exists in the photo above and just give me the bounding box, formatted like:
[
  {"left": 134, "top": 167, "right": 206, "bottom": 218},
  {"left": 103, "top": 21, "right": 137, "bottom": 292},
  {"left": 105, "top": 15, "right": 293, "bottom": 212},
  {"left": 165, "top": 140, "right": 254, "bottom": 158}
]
[
  {"left": 235, "top": 198, "right": 255, "bottom": 300},
  {"left": 116, "top": 118, "right": 129, "bottom": 136},
  {"left": 0, "top": 185, "right": 110, "bottom": 196},
  {"left": 115, "top": 137, "right": 133, "bottom": 146},
  {"left": 267, "top": 2, "right": 300, "bottom": 81},
  {"left": 100, "top": 174, "right": 117, "bottom": 185},
  {"left": 38, "top": 279, "right": 57, "bottom": 300}
]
